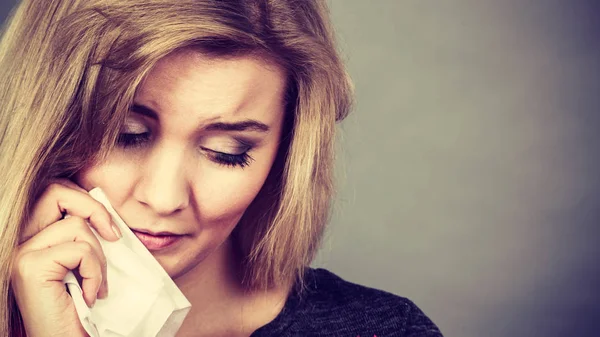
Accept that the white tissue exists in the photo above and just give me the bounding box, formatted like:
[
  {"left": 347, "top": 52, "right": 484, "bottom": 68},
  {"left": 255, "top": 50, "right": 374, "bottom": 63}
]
[{"left": 62, "top": 187, "right": 191, "bottom": 337}]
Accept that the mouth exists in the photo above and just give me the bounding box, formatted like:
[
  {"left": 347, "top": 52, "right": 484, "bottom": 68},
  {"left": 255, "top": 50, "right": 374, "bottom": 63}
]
[{"left": 130, "top": 228, "right": 184, "bottom": 251}]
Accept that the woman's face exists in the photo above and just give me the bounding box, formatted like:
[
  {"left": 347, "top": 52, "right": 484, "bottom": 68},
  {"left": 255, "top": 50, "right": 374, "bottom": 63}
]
[{"left": 74, "top": 49, "right": 286, "bottom": 280}]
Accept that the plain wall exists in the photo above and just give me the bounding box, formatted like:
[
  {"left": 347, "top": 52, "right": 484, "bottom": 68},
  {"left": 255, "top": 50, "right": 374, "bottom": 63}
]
[
  {"left": 2, "top": 1, "right": 599, "bottom": 337},
  {"left": 318, "top": 1, "right": 600, "bottom": 337}
]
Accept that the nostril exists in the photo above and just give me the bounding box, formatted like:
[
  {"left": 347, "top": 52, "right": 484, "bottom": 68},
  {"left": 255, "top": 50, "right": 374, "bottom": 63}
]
[
  {"left": 136, "top": 189, "right": 190, "bottom": 216},
  {"left": 133, "top": 158, "right": 190, "bottom": 210}
]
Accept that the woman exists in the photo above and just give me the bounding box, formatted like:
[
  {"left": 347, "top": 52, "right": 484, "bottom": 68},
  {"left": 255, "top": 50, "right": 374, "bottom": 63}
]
[{"left": 0, "top": 0, "right": 443, "bottom": 336}]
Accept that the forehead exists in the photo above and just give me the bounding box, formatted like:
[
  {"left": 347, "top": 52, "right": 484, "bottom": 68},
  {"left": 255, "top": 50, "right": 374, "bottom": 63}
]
[{"left": 133, "top": 49, "right": 287, "bottom": 124}]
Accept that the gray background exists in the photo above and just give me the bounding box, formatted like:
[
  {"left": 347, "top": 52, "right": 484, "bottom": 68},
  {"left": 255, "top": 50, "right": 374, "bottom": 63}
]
[{"left": 2, "top": 1, "right": 599, "bottom": 337}]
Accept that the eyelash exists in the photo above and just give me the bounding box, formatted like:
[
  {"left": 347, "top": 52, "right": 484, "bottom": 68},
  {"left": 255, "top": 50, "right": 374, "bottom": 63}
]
[
  {"left": 116, "top": 133, "right": 254, "bottom": 168},
  {"left": 117, "top": 132, "right": 150, "bottom": 148}
]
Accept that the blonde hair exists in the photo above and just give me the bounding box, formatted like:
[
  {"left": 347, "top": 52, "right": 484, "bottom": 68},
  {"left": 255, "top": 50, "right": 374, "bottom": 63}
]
[{"left": 0, "top": 0, "right": 353, "bottom": 334}]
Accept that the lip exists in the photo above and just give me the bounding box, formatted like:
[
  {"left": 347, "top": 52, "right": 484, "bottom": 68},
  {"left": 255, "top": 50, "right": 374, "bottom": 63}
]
[
  {"left": 130, "top": 228, "right": 181, "bottom": 237},
  {"left": 131, "top": 229, "right": 184, "bottom": 251}
]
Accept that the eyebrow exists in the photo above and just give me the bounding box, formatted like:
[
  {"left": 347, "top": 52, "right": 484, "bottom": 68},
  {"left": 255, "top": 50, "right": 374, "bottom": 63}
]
[{"left": 130, "top": 103, "right": 270, "bottom": 133}]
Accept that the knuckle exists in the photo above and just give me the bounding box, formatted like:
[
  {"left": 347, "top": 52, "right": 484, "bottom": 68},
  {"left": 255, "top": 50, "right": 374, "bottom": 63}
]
[
  {"left": 34, "top": 183, "right": 59, "bottom": 206},
  {"left": 76, "top": 241, "right": 94, "bottom": 255},
  {"left": 18, "top": 232, "right": 33, "bottom": 245},
  {"left": 45, "top": 182, "right": 64, "bottom": 196},
  {"left": 48, "top": 178, "right": 73, "bottom": 188},
  {"left": 38, "top": 183, "right": 65, "bottom": 208},
  {"left": 54, "top": 178, "right": 74, "bottom": 187},
  {"left": 12, "top": 251, "right": 36, "bottom": 279},
  {"left": 71, "top": 215, "right": 89, "bottom": 229}
]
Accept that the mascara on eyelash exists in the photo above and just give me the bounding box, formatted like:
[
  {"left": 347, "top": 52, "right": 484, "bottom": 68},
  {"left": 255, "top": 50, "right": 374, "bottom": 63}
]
[{"left": 116, "top": 133, "right": 254, "bottom": 168}]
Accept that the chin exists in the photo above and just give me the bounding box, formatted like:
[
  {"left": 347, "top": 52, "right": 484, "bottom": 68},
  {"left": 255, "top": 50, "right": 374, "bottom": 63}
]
[{"left": 151, "top": 240, "right": 224, "bottom": 281}]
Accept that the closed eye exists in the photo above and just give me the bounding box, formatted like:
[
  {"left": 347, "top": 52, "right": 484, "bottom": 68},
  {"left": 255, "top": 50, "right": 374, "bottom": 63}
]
[
  {"left": 115, "top": 132, "right": 254, "bottom": 168},
  {"left": 116, "top": 132, "right": 150, "bottom": 148},
  {"left": 200, "top": 147, "right": 254, "bottom": 168}
]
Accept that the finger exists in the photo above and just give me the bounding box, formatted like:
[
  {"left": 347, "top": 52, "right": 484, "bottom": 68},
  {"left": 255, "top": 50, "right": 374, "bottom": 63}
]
[
  {"left": 23, "top": 182, "right": 120, "bottom": 243},
  {"left": 19, "top": 216, "right": 109, "bottom": 298},
  {"left": 24, "top": 241, "right": 103, "bottom": 307}
]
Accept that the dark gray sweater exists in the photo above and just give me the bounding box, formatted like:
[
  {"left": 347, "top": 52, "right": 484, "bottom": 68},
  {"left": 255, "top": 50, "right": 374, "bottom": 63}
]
[{"left": 250, "top": 268, "right": 443, "bottom": 337}]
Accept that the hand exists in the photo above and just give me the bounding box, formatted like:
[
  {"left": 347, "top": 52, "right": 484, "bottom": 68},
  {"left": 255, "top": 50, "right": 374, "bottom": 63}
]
[{"left": 10, "top": 179, "right": 121, "bottom": 337}]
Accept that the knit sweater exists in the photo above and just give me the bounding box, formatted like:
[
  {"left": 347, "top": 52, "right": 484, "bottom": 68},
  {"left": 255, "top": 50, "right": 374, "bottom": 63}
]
[{"left": 250, "top": 268, "right": 443, "bottom": 337}]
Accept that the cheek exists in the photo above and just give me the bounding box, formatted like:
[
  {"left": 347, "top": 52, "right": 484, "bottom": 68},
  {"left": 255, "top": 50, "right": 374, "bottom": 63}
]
[
  {"left": 187, "top": 144, "right": 281, "bottom": 224},
  {"left": 72, "top": 158, "right": 134, "bottom": 200},
  {"left": 191, "top": 164, "right": 271, "bottom": 223},
  {"left": 73, "top": 152, "right": 275, "bottom": 225}
]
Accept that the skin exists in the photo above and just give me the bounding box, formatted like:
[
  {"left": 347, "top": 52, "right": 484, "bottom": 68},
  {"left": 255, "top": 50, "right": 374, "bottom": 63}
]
[
  {"left": 75, "top": 49, "right": 286, "bottom": 282},
  {"left": 13, "top": 49, "right": 290, "bottom": 337}
]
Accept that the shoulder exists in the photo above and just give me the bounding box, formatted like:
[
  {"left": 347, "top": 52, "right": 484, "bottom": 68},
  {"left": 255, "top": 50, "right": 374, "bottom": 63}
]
[{"left": 288, "top": 268, "right": 444, "bottom": 337}]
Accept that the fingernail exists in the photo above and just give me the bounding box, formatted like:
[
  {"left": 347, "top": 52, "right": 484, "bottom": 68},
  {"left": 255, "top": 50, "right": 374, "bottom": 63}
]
[{"left": 111, "top": 220, "right": 122, "bottom": 239}]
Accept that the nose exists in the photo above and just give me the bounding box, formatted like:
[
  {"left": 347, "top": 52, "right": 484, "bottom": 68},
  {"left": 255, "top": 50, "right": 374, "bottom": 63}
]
[{"left": 133, "top": 144, "right": 190, "bottom": 216}]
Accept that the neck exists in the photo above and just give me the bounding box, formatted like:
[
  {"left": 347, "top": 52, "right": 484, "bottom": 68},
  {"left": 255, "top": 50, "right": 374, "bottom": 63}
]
[
  {"left": 175, "top": 237, "right": 245, "bottom": 315},
  {"left": 173, "top": 238, "right": 292, "bottom": 336}
]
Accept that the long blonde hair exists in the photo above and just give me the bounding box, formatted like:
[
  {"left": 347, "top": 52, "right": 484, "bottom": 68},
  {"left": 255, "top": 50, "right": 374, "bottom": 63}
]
[{"left": 0, "top": 0, "right": 353, "bottom": 334}]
